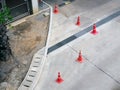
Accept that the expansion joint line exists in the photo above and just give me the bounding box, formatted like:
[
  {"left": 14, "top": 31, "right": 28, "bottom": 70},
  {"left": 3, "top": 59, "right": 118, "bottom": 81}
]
[
  {"left": 67, "top": 44, "right": 78, "bottom": 53},
  {"left": 84, "top": 56, "right": 120, "bottom": 85}
]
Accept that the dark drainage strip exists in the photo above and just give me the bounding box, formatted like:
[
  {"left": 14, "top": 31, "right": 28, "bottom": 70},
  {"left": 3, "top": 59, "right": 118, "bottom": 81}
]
[{"left": 47, "top": 10, "right": 120, "bottom": 54}]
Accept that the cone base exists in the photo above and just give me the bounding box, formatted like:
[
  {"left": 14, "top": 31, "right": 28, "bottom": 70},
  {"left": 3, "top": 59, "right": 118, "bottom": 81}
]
[
  {"left": 76, "top": 60, "right": 83, "bottom": 63},
  {"left": 53, "top": 10, "right": 59, "bottom": 14},
  {"left": 76, "top": 22, "right": 80, "bottom": 26},
  {"left": 91, "top": 31, "right": 98, "bottom": 35},
  {"left": 76, "top": 59, "right": 83, "bottom": 63},
  {"left": 56, "top": 78, "right": 64, "bottom": 84}
]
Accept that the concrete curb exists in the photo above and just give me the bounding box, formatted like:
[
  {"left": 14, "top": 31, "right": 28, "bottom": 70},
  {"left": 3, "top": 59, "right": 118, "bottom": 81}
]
[
  {"left": 18, "top": 1, "right": 52, "bottom": 90},
  {"left": 18, "top": 48, "right": 45, "bottom": 90},
  {"left": 31, "top": 1, "right": 53, "bottom": 90}
]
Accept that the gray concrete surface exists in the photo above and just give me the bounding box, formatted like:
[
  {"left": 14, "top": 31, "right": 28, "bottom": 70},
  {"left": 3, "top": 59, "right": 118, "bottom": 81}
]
[
  {"left": 47, "top": 0, "right": 120, "bottom": 47},
  {"left": 32, "top": 0, "right": 120, "bottom": 90},
  {"left": 34, "top": 15, "right": 120, "bottom": 90}
]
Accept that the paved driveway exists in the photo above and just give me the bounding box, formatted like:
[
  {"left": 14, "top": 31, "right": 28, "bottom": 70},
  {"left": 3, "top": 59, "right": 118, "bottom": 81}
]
[{"left": 34, "top": 15, "right": 120, "bottom": 90}]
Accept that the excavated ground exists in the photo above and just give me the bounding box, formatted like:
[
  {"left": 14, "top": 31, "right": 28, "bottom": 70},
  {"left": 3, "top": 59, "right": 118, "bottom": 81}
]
[{"left": 0, "top": 13, "right": 49, "bottom": 90}]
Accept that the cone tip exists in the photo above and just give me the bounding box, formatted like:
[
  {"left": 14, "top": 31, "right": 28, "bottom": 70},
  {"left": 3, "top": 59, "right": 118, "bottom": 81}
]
[
  {"left": 93, "top": 23, "right": 96, "bottom": 26},
  {"left": 79, "top": 50, "right": 81, "bottom": 54}
]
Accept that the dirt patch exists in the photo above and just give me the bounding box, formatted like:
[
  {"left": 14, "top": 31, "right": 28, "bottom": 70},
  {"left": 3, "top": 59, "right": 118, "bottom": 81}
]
[{"left": 0, "top": 13, "right": 49, "bottom": 90}]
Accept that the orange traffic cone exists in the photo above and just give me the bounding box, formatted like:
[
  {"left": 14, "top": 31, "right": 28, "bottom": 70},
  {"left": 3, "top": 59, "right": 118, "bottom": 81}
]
[
  {"left": 56, "top": 72, "right": 64, "bottom": 83},
  {"left": 53, "top": 5, "right": 59, "bottom": 14},
  {"left": 76, "top": 51, "right": 83, "bottom": 63},
  {"left": 91, "top": 24, "right": 98, "bottom": 35},
  {"left": 76, "top": 16, "right": 80, "bottom": 26}
]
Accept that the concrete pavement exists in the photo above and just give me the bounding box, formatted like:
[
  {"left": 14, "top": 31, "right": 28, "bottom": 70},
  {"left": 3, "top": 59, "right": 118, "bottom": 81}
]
[
  {"left": 18, "top": 0, "right": 120, "bottom": 90},
  {"left": 48, "top": 0, "right": 120, "bottom": 47},
  {"left": 32, "top": 0, "right": 120, "bottom": 90},
  {"left": 34, "top": 15, "right": 120, "bottom": 90}
]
